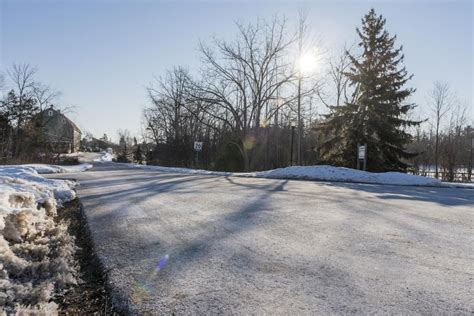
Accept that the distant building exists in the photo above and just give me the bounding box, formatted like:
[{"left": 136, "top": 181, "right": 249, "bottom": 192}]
[{"left": 40, "top": 107, "right": 82, "bottom": 153}]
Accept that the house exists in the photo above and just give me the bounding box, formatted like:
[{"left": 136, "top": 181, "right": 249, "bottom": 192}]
[{"left": 40, "top": 107, "right": 82, "bottom": 153}]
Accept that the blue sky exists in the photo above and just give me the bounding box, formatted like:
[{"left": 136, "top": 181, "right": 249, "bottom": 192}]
[{"left": 1, "top": 0, "right": 472, "bottom": 140}]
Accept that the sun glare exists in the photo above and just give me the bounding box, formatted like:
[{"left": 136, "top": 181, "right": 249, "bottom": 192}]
[{"left": 298, "top": 53, "right": 317, "bottom": 75}]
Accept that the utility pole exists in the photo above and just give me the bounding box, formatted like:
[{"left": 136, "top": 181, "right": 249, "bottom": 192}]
[
  {"left": 290, "top": 123, "right": 296, "bottom": 166},
  {"left": 297, "top": 75, "right": 302, "bottom": 166}
]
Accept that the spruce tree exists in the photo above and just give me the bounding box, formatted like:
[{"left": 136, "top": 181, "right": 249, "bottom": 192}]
[{"left": 319, "top": 9, "right": 420, "bottom": 172}]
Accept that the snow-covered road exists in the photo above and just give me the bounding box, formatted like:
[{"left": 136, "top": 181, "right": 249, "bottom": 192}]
[{"left": 49, "top": 161, "right": 474, "bottom": 314}]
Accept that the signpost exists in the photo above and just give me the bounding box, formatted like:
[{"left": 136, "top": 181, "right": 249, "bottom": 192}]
[
  {"left": 194, "top": 141, "right": 203, "bottom": 167},
  {"left": 470, "top": 137, "right": 474, "bottom": 181},
  {"left": 357, "top": 143, "right": 367, "bottom": 171},
  {"left": 194, "top": 141, "right": 203, "bottom": 152}
]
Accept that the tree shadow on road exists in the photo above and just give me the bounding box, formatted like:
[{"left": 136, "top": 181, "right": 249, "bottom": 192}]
[{"left": 322, "top": 182, "right": 474, "bottom": 207}]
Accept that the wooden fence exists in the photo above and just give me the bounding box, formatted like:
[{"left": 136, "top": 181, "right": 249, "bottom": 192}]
[{"left": 408, "top": 170, "right": 473, "bottom": 183}]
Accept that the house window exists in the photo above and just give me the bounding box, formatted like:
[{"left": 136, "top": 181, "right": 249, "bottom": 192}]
[{"left": 48, "top": 110, "right": 53, "bottom": 117}]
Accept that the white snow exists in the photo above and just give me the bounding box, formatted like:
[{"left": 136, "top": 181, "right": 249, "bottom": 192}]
[
  {"left": 132, "top": 164, "right": 448, "bottom": 187},
  {"left": 0, "top": 166, "right": 78, "bottom": 313},
  {"left": 0, "top": 167, "right": 76, "bottom": 204},
  {"left": 94, "top": 152, "right": 115, "bottom": 162},
  {"left": 0, "top": 163, "right": 93, "bottom": 174},
  {"left": 252, "top": 165, "right": 443, "bottom": 186}
]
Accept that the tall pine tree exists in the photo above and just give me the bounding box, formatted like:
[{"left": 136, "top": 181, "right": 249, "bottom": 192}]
[{"left": 319, "top": 9, "right": 420, "bottom": 172}]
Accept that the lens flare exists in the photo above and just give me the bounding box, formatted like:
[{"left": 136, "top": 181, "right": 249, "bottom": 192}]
[
  {"left": 156, "top": 254, "right": 169, "bottom": 272},
  {"left": 243, "top": 136, "right": 256, "bottom": 150}
]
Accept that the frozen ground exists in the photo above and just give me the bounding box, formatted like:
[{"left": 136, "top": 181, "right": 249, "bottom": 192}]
[{"left": 49, "top": 161, "right": 474, "bottom": 314}]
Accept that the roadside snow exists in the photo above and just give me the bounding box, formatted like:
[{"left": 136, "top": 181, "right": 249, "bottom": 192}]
[
  {"left": 94, "top": 152, "right": 114, "bottom": 162},
  {"left": 0, "top": 167, "right": 76, "bottom": 203},
  {"left": 0, "top": 163, "right": 93, "bottom": 174},
  {"left": 253, "top": 166, "right": 443, "bottom": 186},
  {"left": 0, "top": 167, "right": 78, "bottom": 313},
  {"left": 58, "top": 164, "right": 93, "bottom": 173},
  {"left": 132, "top": 164, "right": 448, "bottom": 187}
]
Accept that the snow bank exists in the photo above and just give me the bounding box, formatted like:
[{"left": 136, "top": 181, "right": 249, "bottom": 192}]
[
  {"left": 253, "top": 166, "right": 443, "bottom": 186},
  {"left": 57, "top": 164, "right": 93, "bottom": 173},
  {"left": 94, "top": 152, "right": 114, "bottom": 162},
  {"left": 0, "top": 167, "right": 78, "bottom": 313},
  {"left": 133, "top": 164, "right": 444, "bottom": 187},
  {"left": 0, "top": 163, "right": 93, "bottom": 174},
  {"left": 0, "top": 167, "right": 76, "bottom": 204}
]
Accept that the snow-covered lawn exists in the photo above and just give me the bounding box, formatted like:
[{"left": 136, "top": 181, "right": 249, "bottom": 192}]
[
  {"left": 131, "top": 164, "right": 472, "bottom": 187},
  {"left": 0, "top": 166, "right": 78, "bottom": 313}
]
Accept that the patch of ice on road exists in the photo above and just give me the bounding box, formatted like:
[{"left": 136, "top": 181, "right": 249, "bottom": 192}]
[
  {"left": 132, "top": 164, "right": 448, "bottom": 187},
  {"left": 0, "top": 166, "right": 78, "bottom": 313}
]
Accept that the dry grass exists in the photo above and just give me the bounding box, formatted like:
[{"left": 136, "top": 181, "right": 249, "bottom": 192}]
[{"left": 54, "top": 200, "right": 119, "bottom": 315}]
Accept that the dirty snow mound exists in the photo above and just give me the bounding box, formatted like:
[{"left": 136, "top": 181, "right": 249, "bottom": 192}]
[{"left": 0, "top": 167, "right": 78, "bottom": 313}]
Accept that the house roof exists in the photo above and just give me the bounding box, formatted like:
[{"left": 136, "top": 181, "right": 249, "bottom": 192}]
[{"left": 44, "top": 107, "right": 82, "bottom": 133}]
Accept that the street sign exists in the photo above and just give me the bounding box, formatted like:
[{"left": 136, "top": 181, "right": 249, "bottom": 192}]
[
  {"left": 358, "top": 145, "right": 366, "bottom": 160},
  {"left": 194, "top": 141, "right": 203, "bottom": 152},
  {"left": 357, "top": 143, "right": 367, "bottom": 171}
]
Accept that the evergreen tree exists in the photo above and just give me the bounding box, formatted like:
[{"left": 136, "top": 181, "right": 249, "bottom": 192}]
[
  {"left": 319, "top": 9, "right": 420, "bottom": 171},
  {"left": 116, "top": 135, "right": 131, "bottom": 162},
  {"left": 133, "top": 137, "right": 143, "bottom": 164},
  {"left": 1, "top": 90, "right": 39, "bottom": 130},
  {"left": 0, "top": 90, "right": 39, "bottom": 158}
]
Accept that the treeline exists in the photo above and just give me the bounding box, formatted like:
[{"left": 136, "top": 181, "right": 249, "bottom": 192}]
[
  {"left": 140, "top": 9, "right": 472, "bottom": 176},
  {"left": 141, "top": 16, "right": 320, "bottom": 172},
  {"left": 139, "top": 9, "right": 472, "bottom": 176},
  {"left": 409, "top": 82, "right": 472, "bottom": 181},
  {"left": 0, "top": 64, "right": 67, "bottom": 164}
]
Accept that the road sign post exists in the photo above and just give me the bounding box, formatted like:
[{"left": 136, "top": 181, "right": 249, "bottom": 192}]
[
  {"left": 470, "top": 138, "right": 474, "bottom": 181},
  {"left": 194, "top": 141, "right": 203, "bottom": 167},
  {"left": 357, "top": 143, "right": 367, "bottom": 171}
]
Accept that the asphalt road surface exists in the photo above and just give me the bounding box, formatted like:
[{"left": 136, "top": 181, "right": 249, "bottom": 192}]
[{"left": 51, "top": 158, "right": 474, "bottom": 315}]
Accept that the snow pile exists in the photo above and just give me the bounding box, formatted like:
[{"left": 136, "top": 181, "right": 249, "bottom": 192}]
[
  {"left": 0, "top": 167, "right": 76, "bottom": 203},
  {"left": 134, "top": 164, "right": 443, "bottom": 186},
  {"left": 56, "top": 164, "right": 93, "bottom": 173},
  {"left": 2, "top": 163, "right": 93, "bottom": 174},
  {"left": 94, "top": 152, "right": 114, "bottom": 162},
  {"left": 253, "top": 165, "right": 443, "bottom": 186},
  {"left": 0, "top": 167, "right": 78, "bottom": 313}
]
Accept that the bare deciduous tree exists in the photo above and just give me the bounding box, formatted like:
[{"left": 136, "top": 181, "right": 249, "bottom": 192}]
[
  {"left": 192, "top": 17, "right": 297, "bottom": 170},
  {"left": 33, "top": 82, "right": 60, "bottom": 111},
  {"left": 318, "top": 44, "right": 355, "bottom": 109},
  {"left": 428, "top": 81, "right": 454, "bottom": 178}
]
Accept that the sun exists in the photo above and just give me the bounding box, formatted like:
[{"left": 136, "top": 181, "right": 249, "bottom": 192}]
[{"left": 298, "top": 53, "right": 317, "bottom": 75}]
